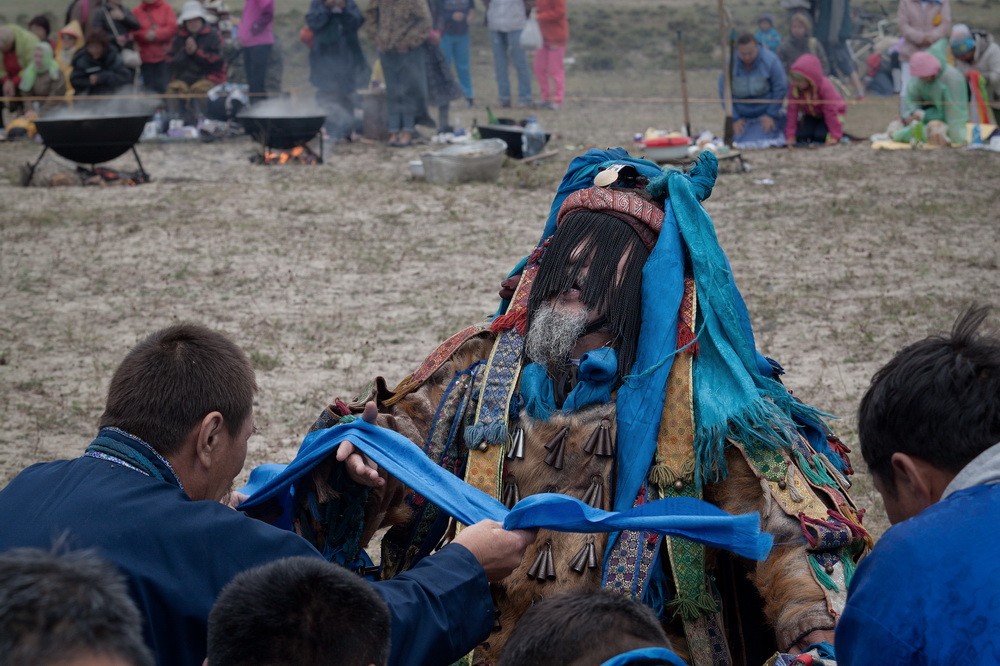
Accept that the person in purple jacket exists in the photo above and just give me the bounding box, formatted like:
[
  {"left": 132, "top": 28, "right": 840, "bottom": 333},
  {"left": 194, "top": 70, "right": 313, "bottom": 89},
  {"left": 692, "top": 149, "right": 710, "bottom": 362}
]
[{"left": 238, "top": 0, "right": 274, "bottom": 102}]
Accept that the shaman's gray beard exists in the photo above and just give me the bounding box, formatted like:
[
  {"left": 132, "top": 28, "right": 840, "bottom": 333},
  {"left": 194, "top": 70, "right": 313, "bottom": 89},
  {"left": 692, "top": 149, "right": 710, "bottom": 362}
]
[{"left": 524, "top": 302, "right": 590, "bottom": 369}]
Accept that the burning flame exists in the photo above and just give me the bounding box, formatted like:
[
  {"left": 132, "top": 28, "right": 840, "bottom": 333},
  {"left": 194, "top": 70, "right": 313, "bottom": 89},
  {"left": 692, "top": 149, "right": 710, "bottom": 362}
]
[{"left": 260, "top": 146, "right": 316, "bottom": 165}]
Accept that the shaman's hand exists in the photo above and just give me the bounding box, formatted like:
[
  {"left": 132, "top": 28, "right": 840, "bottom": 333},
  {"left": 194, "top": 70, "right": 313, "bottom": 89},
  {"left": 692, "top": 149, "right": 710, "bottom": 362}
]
[{"left": 335, "top": 401, "right": 385, "bottom": 488}]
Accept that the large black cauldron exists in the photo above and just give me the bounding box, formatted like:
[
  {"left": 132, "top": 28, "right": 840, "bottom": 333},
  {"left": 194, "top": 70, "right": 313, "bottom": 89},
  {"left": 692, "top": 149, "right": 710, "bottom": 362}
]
[
  {"left": 237, "top": 113, "right": 326, "bottom": 150},
  {"left": 34, "top": 113, "right": 151, "bottom": 164}
]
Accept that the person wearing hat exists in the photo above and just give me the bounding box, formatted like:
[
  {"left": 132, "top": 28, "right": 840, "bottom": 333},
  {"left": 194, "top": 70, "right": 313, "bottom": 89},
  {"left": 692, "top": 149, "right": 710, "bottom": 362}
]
[
  {"left": 265, "top": 149, "right": 871, "bottom": 665},
  {"left": 950, "top": 23, "right": 1000, "bottom": 125},
  {"left": 0, "top": 323, "right": 534, "bottom": 666},
  {"left": 166, "top": 1, "right": 225, "bottom": 124},
  {"left": 132, "top": 0, "right": 177, "bottom": 93},
  {"left": 756, "top": 13, "right": 782, "bottom": 52},
  {"left": 897, "top": 39, "right": 968, "bottom": 145}
]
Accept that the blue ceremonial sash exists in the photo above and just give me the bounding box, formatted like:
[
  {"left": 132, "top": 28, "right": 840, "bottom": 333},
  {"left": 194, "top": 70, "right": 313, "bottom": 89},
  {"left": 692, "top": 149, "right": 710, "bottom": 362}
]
[
  {"left": 599, "top": 647, "right": 688, "bottom": 666},
  {"left": 240, "top": 420, "right": 772, "bottom": 561}
]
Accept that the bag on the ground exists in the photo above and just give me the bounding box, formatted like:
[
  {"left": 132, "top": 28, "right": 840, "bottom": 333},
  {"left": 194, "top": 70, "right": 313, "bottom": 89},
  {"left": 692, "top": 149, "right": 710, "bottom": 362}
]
[{"left": 520, "top": 12, "right": 542, "bottom": 50}]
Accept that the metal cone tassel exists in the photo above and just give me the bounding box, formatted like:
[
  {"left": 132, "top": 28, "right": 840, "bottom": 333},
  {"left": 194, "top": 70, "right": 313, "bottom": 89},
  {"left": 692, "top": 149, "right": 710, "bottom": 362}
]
[
  {"left": 544, "top": 427, "right": 568, "bottom": 470},
  {"left": 507, "top": 426, "right": 525, "bottom": 460},
  {"left": 503, "top": 477, "right": 520, "bottom": 509}
]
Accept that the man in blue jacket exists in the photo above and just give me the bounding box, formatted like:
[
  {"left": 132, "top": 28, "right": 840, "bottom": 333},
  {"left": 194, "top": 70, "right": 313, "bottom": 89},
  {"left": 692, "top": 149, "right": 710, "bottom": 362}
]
[
  {"left": 0, "top": 323, "right": 533, "bottom": 666},
  {"left": 720, "top": 32, "right": 789, "bottom": 148},
  {"left": 836, "top": 306, "right": 1000, "bottom": 664}
]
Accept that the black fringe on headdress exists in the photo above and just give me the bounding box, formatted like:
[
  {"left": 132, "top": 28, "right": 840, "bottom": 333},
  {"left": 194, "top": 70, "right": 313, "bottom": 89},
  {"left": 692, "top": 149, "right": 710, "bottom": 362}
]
[{"left": 528, "top": 211, "right": 650, "bottom": 375}]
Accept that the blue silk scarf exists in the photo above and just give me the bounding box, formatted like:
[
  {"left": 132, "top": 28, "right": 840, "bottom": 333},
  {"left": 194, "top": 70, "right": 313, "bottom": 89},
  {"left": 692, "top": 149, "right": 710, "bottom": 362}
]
[{"left": 240, "top": 420, "right": 773, "bottom": 561}]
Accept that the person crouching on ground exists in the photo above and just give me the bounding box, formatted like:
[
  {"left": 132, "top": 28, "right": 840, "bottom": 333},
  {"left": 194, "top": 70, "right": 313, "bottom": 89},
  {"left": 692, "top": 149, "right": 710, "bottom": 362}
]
[
  {"left": 70, "top": 29, "right": 132, "bottom": 98},
  {"left": 835, "top": 305, "right": 1000, "bottom": 665},
  {"left": 786, "top": 53, "right": 846, "bottom": 146},
  {"left": 167, "top": 1, "right": 225, "bottom": 125},
  {"left": 894, "top": 41, "right": 968, "bottom": 145},
  {"left": 721, "top": 32, "right": 788, "bottom": 148}
]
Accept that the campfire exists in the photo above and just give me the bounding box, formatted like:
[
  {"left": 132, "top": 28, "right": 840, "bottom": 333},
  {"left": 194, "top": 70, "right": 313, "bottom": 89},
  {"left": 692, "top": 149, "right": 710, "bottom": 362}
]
[
  {"left": 251, "top": 144, "right": 323, "bottom": 165},
  {"left": 21, "top": 164, "right": 151, "bottom": 187}
]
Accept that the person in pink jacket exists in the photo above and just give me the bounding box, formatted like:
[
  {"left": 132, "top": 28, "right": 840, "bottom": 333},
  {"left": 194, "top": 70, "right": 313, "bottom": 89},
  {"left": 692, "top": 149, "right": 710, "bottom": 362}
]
[
  {"left": 897, "top": 0, "right": 951, "bottom": 112},
  {"left": 238, "top": 0, "right": 275, "bottom": 103},
  {"left": 785, "top": 53, "right": 846, "bottom": 146},
  {"left": 132, "top": 0, "right": 178, "bottom": 93},
  {"left": 533, "top": 0, "right": 567, "bottom": 109}
]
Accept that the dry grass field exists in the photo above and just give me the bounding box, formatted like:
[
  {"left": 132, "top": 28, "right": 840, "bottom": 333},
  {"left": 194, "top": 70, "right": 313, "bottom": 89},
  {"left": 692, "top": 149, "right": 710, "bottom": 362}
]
[{"left": 2, "top": 0, "right": 1000, "bottom": 540}]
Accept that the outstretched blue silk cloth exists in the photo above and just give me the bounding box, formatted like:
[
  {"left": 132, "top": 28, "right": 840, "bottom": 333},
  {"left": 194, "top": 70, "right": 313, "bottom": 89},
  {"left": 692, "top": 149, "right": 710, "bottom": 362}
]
[{"left": 240, "top": 420, "right": 773, "bottom": 561}]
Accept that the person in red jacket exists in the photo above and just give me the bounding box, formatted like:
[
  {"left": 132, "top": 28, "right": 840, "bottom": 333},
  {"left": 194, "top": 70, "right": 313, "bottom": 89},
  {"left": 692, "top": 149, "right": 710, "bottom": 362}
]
[
  {"left": 532, "top": 0, "right": 566, "bottom": 109},
  {"left": 785, "top": 52, "right": 846, "bottom": 146},
  {"left": 132, "top": 0, "right": 178, "bottom": 93}
]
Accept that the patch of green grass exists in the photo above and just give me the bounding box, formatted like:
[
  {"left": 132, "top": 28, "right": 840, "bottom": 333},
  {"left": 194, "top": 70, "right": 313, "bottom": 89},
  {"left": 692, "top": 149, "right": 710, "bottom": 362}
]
[{"left": 250, "top": 350, "right": 282, "bottom": 372}]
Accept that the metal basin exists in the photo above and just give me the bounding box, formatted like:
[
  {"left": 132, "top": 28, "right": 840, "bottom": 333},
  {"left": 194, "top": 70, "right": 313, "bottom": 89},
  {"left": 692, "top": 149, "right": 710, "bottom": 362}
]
[
  {"left": 34, "top": 113, "right": 151, "bottom": 165},
  {"left": 237, "top": 113, "right": 326, "bottom": 150}
]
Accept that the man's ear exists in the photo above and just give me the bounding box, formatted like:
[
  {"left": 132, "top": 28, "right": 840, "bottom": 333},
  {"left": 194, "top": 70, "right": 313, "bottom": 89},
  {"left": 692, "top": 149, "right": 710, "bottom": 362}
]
[
  {"left": 194, "top": 411, "right": 227, "bottom": 469},
  {"left": 889, "top": 452, "right": 948, "bottom": 513}
]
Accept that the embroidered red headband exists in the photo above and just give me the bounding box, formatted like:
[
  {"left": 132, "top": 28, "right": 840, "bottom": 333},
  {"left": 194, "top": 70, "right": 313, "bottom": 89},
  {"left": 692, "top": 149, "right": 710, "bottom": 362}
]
[{"left": 556, "top": 186, "right": 664, "bottom": 251}]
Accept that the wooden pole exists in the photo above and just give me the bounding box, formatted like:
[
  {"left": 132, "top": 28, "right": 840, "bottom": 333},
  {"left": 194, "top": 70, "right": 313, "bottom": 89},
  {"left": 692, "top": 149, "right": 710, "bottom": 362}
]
[
  {"left": 676, "top": 29, "right": 692, "bottom": 137},
  {"left": 718, "top": 0, "right": 734, "bottom": 145}
]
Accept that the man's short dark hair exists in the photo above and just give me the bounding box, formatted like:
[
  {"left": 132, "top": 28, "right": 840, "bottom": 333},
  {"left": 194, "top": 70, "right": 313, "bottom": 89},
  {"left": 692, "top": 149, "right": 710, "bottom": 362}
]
[
  {"left": 498, "top": 590, "right": 670, "bottom": 666},
  {"left": 208, "top": 556, "right": 391, "bottom": 666},
  {"left": 0, "top": 548, "right": 153, "bottom": 666},
  {"left": 858, "top": 305, "right": 1000, "bottom": 491},
  {"left": 736, "top": 32, "right": 757, "bottom": 47},
  {"left": 28, "top": 15, "right": 51, "bottom": 38},
  {"left": 99, "top": 324, "right": 257, "bottom": 456}
]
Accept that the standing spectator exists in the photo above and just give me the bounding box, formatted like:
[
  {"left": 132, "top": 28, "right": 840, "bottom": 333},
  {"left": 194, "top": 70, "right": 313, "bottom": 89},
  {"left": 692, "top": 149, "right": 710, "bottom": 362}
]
[
  {"left": 424, "top": 27, "right": 464, "bottom": 134},
  {"left": 93, "top": 0, "right": 141, "bottom": 56},
  {"left": 484, "top": 0, "right": 532, "bottom": 108},
  {"left": 533, "top": 0, "right": 566, "bottom": 110},
  {"left": 756, "top": 13, "right": 782, "bottom": 51},
  {"left": 20, "top": 42, "right": 68, "bottom": 114},
  {"left": 167, "top": 1, "right": 225, "bottom": 124},
  {"left": 785, "top": 53, "right": 846, "bottom": 145},
  {"left": 897, "top": 0, "right": 950, "bottom": 113},
  {"left": 305, "top": 0, "right": 367, "bottom": 139},
  {"left": 950, "top": 24, "right": 1000, "bottom": 125},
  {"left": 719, "top": 32, "right": 788, "bottom": 148},
  {"left": 70, "top": 29, "right": 132, "bottom": 96},
  {"left": 133, "top": 0, "right": 178, "bottom": 93},
  {"left": 28, "top": 15, "right": 55, "bottom": 49},
  {"left": 0, "top": 25, "right": 40, "bottom": 129},
  {"left": 813, "top": 0, "right": 864, "bottom": 98},
  {"left": 237, "top": 0, "right": 274, "bottom": 104},
  {"left": 777, "top": 11, "right": 829, "bottom": 74},
  {"left": 364, "top": 0, "right": 431, "bottom": 147},
  {"left": 431, "top": 0, "right": 475, "bottom": 107},
  {"left": 0, "top": 548, "right": 154, "bottom": 666}
]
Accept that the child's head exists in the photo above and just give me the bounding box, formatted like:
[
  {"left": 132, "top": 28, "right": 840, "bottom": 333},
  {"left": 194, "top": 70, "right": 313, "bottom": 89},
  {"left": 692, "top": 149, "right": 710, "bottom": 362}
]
[
  {"left": 758, "top": 13, "right": 774, "bottom": 31},
  {"left": 790, "top": 12, "right": 812, "bottom": 39}
]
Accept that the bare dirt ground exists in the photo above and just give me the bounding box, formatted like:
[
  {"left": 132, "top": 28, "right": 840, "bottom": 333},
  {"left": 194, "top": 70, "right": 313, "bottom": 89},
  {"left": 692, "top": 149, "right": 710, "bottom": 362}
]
[{"left": 2, "top": 15, "right": 1000, "bottom": 540}]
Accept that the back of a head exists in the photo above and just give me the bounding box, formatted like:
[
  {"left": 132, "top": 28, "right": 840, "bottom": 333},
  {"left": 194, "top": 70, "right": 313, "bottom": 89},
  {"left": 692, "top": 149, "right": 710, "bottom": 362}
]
[
  {"left": 207, "top": 557, "right": 391, "bottom": 666},
  {"left": 0, "top": 548, "right": 153, "bottom": 666},
  {"left": 858, "top": 306, "right": 1000, "bottom": 486},
  {"left": 498, "top": 590, "right": 670, "bottom": 666},
  {"left": 99, "top": 323, "right": 257, "bottom": 456}
]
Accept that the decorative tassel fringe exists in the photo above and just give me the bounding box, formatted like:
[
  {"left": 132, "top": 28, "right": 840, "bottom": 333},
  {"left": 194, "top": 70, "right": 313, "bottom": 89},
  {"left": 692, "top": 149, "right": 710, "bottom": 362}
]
[
  {"left": 503, "top": 476, "right": 520, "bottom": 509},
  {"left": 836, "top": 505, "right": 875, "bottom": 551},
  {"left": 649, "top": 462, "right": 676, "bottom": 493},
  {"left": 544, "top": 427, "right": 568, "bottom": 470},
  {"left": 785, "top": 465, "right": 804, "bottom": 502},
  {"left": 527, "top": 541, "right": 557, "bottom": 581},
  {"left": 465, "top": 423, "right": 485, "bottom": 448},
  {"left": 827, "top": 436, "right": 854, "bottom": 474},
  {"left": 759, "top": 477, "right": 772, "bottom": 518},
  {"left": 569, "top": 537, "right": 599, "bottom": 573},
  {"left": 841, "top": 550, "right": 857, "bottom": 588},
  {"left": 808, "top": 555, "right": 839, "bottom": 592},
  {"left": 490, "top": 306, "right": 528, "bottom": 336},
  {"left": 667, "top": 591, "right": 719, "bottom": 621},
  {"left": 582, "top": 417, "right": 613, "bottom": 457},
  {"left": 817, "top": 452, "right": 852, "bottom": 489},
  {"left": 506, "top": 426, "right": 525, "bottom": 460},
  {"left": 793, "top": 449, "right": 835, "bottom": 488},
  {"left": 581, "top": 476, "right": 604, "bottom": 508}
]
